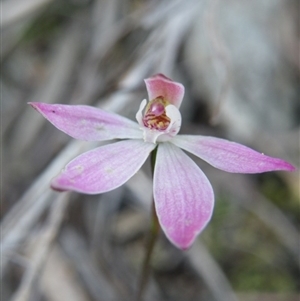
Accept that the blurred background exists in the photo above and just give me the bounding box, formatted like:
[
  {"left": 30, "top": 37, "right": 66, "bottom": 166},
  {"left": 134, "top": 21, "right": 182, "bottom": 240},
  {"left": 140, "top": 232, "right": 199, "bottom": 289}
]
[{"left": 1, "top": 0, "right": 299, "bottom": 300}]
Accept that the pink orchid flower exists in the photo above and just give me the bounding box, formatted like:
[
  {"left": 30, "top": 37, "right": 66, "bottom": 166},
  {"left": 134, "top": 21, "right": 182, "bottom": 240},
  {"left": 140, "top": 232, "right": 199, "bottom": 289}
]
[{"left": 29, "top": 74, "right": 295, "bottom": 250}]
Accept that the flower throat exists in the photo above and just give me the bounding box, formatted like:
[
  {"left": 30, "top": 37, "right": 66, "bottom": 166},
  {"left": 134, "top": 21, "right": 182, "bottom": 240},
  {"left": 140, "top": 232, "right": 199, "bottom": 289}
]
[{"left": 143, "top": 96, "right": 170, "bottom": 131}]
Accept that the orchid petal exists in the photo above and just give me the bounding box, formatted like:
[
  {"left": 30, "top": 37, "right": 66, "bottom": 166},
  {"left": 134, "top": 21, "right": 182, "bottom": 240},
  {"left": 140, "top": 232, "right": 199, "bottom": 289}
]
[
  {"left": 29, "top": 102, "right": 143, "bottom": 141},
  {"left": 145, "top": 74, "right": 184, "bottom": 108},
  {"left": 135, "top": 99, "right": 147, "bottom": 127},
  {"left": 157, "top": 104, "right": 182, "bottom": 142},
  {"left": 51, "top": 140, "right": 155, "bottom": 194},
  {"left": 154, "top": 143, "right": 214, "bottom": 250},
  {"left": 171, "top": 135, "right": 295, "bottom": 173}
]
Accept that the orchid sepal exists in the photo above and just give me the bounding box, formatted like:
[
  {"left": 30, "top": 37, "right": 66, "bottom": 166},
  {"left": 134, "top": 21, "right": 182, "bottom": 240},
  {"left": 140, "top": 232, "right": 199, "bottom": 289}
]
[{"left": 171, "top": 135, "right": 295, "bottom": 173}]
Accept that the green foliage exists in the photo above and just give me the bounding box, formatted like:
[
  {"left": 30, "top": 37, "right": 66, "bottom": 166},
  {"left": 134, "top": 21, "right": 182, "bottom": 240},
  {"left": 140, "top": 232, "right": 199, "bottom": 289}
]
[
  {"left": 231, "top": 257, "right": 296, "bottom": 291},
  {"left": 258, "top": 173, "right": 299, "bottom": 222},
  {"left": 204, "top": 194, "right": 298, "bottom": 292}
]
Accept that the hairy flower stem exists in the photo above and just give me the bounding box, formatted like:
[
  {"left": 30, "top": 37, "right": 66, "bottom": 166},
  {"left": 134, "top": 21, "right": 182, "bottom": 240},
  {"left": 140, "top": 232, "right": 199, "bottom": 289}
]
[{"left": 135, "top": 148, "right": 160, "bottom": 301}]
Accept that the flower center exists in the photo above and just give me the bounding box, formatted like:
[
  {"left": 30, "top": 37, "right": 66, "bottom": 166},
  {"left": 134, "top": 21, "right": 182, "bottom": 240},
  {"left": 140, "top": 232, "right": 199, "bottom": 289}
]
[{"left": 143, "top": 97, "right": 170, "bottom": 131}]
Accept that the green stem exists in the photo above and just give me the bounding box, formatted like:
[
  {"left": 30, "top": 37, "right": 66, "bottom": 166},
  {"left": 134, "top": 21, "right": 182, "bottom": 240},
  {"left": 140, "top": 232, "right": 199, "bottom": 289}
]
[{"left": 135, "top": 147, "right": 160, "bottom": 301}]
